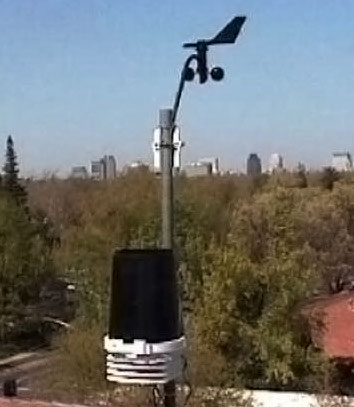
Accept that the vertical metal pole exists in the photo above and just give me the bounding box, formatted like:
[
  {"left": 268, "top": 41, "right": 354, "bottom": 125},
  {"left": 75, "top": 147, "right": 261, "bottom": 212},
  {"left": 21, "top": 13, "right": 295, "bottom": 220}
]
[
  {"left": 160, "top": 108, "right": 174, "bottom": 249},
  {"left": 159, "top": 108, "right": 176, "bottom": 407}
]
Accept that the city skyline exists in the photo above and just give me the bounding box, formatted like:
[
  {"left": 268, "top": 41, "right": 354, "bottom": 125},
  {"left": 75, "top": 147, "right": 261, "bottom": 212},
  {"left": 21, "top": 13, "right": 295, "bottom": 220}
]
[
  {"left": 67, "top": 148, "right": 354, "bottom": 178},
  {"left": 2, "top": 128, "right": 354, "bottom": 177},
  {"left": 9, "top": 139, "right": 354, "bottom": 178},
  {"left": 1, "top": 1, "right": 354, "bottom": 175}
]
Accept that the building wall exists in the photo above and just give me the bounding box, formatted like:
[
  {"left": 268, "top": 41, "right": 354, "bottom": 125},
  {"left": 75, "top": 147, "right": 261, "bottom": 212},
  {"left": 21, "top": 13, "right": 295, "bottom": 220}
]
[
  {"left": 103, "top": 155, "right": 117, "bottom": 179},
  {"left": 91, "top": 160, "right": 105, "bottom": 180},
  {"left": 199, "top": 157, "right": 219, "bottom": 174},
  {"left": 190, "top": 389, "right": 354, "bottom": 407},
  {"left": 71, "top": 166, "right": 88, "bottom": 179},
  {"left": 247, "top": 154, "right": 262, "bottom": 175},
  {"left": 183, "top": 163, "right": 212, "bottom": 177},
  {"left": 332, "top": 153, "right": 352, "bottom": 172},
  {"left": 268, "top": 153, "right": 284, "bottom": 173},
  {"left": 91, "top": 156, "right": 117, "bottom": 180}
]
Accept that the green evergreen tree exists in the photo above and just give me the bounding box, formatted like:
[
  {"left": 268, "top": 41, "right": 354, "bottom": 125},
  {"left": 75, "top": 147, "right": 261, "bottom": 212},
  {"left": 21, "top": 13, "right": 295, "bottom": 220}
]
[
  {"left": 0, "top": 198, "right": 54, "bottom": 341},
  {"left": 3, "top": 135, "right": 27, "bottom": 205}
]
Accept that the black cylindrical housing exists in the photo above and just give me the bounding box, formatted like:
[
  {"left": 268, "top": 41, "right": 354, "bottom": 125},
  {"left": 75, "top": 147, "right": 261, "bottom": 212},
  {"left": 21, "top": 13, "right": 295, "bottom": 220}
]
[{"left": 108, "top": 249, "right": 182, "bottom": 343}]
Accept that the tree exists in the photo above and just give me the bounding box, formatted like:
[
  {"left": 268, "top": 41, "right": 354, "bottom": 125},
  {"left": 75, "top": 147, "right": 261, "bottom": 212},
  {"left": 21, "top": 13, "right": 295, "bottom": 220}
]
[
  {"left": 3, "top": 135, "right": 27, "bottom": 206},
  {"left": 0, "top": 197, "right": 54, "bottom": 342},
  {"left": 192, "top": 189, "right": 326, "bottom": 390},
  {"left": 296, "top": 163, "right": 308, "bottom": 188},
  {"left": 320, "top": 167, "right": 340, "bottom": 191},
  {"left": 27, "top": 173, "right": 354, "bottom": 395}
]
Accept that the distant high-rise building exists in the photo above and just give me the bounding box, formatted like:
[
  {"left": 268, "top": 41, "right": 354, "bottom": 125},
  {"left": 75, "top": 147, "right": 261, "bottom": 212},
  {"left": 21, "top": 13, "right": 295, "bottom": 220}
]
[
  {"left": 71, "top": 166, "right": 88, "bottom": 179},
  {"left": 246, "top": 153, "right": 262, "bottom": 176},
  {"left": 91, "top": 155, "right": 117, "bottom": 180},
  {"left": 91, "top": 160, "right": 105, "bottom": 180},
  {"left": 268, "top": 153, "right": 284, "bottom": 173},
  {"left": 103, "top": 155, "right": 117, "bottom": 179},
  {"left": 198, "top": 158, "right": 219, "bottom": 174},
  {"left": 332, "top": 152, "right": 352, "bottom": 172}
]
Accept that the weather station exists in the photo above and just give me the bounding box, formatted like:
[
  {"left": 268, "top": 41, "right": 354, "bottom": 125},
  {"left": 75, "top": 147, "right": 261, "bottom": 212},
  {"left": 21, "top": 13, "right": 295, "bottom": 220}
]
[{"left": 104, "top": 15, "right": 246, "bottom": 407}]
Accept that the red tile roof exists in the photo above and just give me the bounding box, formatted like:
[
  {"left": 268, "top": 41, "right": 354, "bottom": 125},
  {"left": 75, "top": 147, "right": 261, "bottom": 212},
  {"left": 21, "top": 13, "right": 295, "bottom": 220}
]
[{"left": 302, "top": 291, "right": 354, "bottom": 358}]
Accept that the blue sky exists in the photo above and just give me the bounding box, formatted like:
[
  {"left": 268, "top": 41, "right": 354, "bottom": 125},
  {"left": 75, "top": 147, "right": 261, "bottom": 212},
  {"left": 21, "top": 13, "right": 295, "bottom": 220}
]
[{"left": 1, "top": 0, "right": 354, "bottom": 175}]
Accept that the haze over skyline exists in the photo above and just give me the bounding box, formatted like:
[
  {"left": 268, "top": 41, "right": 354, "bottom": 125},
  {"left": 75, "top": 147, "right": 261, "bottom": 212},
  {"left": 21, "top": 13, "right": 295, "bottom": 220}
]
[{"left": 1, "top": 0, "right": 354, "bottom": 176}]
